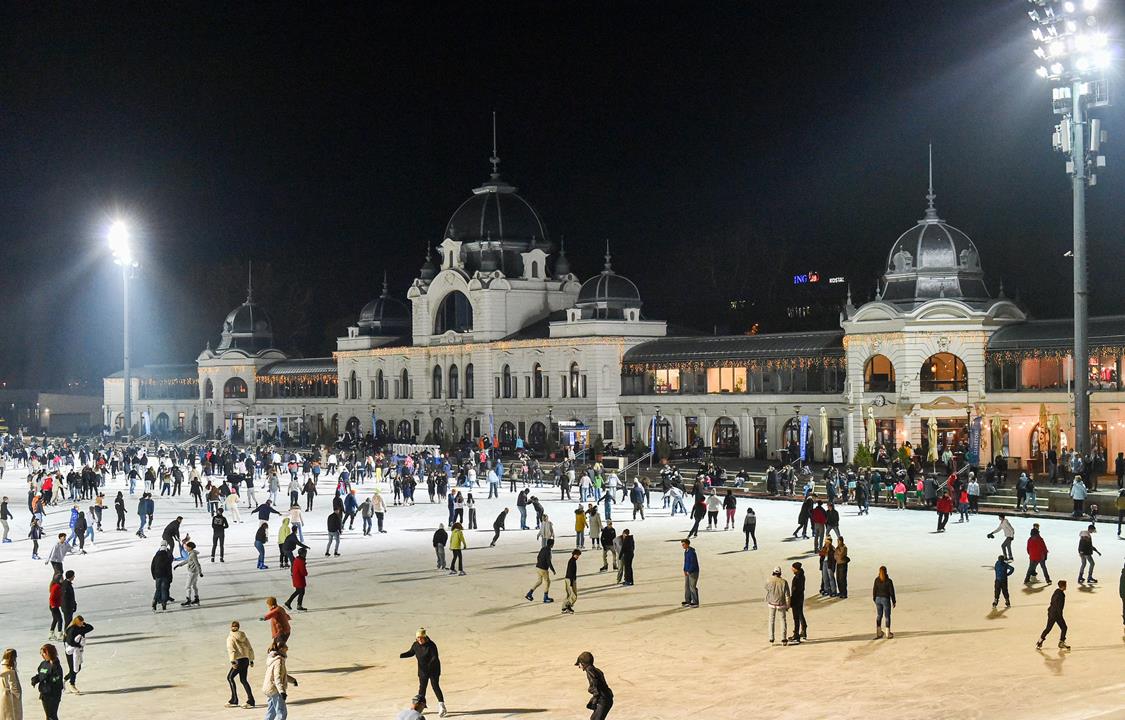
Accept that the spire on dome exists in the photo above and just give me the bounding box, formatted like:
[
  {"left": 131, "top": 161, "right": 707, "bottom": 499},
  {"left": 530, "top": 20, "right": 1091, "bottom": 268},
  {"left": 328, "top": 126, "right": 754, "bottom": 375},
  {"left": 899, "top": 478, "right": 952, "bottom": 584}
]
[
  {"left": 381, "top": 271, "right": 389, "bottom": 297},
  {"left": 246, "top": 260, "right": 253, "bottom": 302},
  {"left": 602, "top": 239, "right": 615, "bottom": 274},
  {"left": 489, "top": 111, "right": 500, "bottom": 179},
  {"left": 923, "top": 144, "right": 939, "bottom": 221},
  {"left": 555, "top": 234, "right": 571, "bottom": 278}
]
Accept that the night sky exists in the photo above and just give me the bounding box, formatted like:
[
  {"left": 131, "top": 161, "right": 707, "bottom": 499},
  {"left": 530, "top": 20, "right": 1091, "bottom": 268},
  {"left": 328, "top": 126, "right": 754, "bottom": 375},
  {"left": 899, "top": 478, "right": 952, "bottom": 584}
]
[{"left": 1, "top": 1, "right": 1122, "bottom": 391}]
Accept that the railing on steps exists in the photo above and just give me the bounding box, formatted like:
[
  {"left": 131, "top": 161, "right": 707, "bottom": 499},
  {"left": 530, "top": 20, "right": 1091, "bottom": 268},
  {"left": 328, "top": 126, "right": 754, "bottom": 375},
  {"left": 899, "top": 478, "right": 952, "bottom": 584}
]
[{"left": 621, "top": 451, "right": 653, "bottom": 487}]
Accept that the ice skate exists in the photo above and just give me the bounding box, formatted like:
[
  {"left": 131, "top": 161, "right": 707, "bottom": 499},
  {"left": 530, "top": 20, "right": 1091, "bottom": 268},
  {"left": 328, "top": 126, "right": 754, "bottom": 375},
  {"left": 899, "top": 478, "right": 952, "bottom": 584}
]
[{"left": 438, "top": 701, "right": 448, "bottom": 717}]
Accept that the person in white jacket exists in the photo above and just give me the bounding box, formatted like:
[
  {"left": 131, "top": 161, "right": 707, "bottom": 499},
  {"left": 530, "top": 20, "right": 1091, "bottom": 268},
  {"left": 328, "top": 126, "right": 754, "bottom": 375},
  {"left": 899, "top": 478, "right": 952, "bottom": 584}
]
[
  {"left": 226, "top": 621, "right": 255, "bottom": 709},
  {"left": 287, "top": 506, "right": 305, "bottom": 543},
  {"left": 537, "top": 515, "right": 554, "bottom": 548},
  {"left": 764, "top": 567, "right": 792, "bottom": 645},
  {"left": 986, "top": 514, "right": 1015, "bottom": 561},
  {"left": 225, "top": 492, "right": 242, "bottom": 524},
  {"left": 174, "top": 541, "right": 203, "bottom": 606},
  {"left": 0, "top": 647, "right": 21, "bottom": 720},
  {"left": 261, "top": 643, "right": 298, "bottom": 720},
  {"left": 372, "top": 491, "right": 388, "bottom": 533}
]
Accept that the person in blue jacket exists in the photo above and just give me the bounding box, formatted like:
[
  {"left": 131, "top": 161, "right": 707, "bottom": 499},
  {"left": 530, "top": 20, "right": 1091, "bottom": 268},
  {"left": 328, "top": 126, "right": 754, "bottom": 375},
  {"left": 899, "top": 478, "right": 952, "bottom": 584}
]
[
  {"left": 993, "top": 554, "right": 1014, "bottom": 609},
  {"left": 681, "top": 539, "right": 699, "bottom": 607}
]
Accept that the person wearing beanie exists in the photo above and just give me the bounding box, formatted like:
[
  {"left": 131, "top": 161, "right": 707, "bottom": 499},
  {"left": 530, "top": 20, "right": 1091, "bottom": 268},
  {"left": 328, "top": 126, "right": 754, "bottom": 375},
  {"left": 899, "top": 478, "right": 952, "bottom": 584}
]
[
  {"left": 789, "top": 562, "right": 807, "bottom": 643},
  {"left": 575, "top": 651, "right": 613, "bottom": 720},
  {"left": 397, "top": 694, "right": 427, "bottom": 720},
  {"left": 400, "top": 628, "right": 446, "bottom": 717},
  {"left": 562, "top": 549, "right": 582, "bottom": 614},
  {"left": 764, "top": 566, "right": 791, "bottom": 645},
  {"left": 1077, "top": 524, "right": 1101, "bottom": 584},
  {"left": 993, "top": 554, "right": 1014, "bottom": 609}
]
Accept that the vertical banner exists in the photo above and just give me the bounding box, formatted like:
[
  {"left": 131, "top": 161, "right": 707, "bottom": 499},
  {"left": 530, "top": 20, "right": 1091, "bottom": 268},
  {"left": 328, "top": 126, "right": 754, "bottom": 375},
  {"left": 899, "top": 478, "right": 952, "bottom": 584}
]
[
  {"left": 798, "top": 415, "right": 809, "bottom": 462},
  {"left": 226, "top": 412, "right": 233, "bottom": 440},
  {"left": 488, "top": 414, "right": 496, "bottom": 448},
  {"left": 143, "top": 411, "right": 151, "bottom": 436},
  {"left": 968, "top": 415, "right": 982, "bottom": 466},
  {"left": 371, "top": 412, "right": 378, "bottom": 437},
  {"left": 649, "top": 415, "right": 657, "bottom": 454}
]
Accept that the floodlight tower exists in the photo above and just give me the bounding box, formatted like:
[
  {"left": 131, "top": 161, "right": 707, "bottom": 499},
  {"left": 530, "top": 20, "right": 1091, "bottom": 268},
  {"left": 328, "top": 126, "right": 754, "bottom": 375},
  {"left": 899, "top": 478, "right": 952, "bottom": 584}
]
[
  {"left": 1026, "top": 0, "right": 1113, "bottom": 458},
  {"left": 109, "top": 219, "right": 138, "bottom": 437}
]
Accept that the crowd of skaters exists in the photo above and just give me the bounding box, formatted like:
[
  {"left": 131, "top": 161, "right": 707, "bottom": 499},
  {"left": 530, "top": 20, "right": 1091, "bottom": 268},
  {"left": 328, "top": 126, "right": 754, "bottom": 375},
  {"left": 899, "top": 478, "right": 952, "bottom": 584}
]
[{"left": 1, "top": 433, "right": 1125, "bottom": 719}]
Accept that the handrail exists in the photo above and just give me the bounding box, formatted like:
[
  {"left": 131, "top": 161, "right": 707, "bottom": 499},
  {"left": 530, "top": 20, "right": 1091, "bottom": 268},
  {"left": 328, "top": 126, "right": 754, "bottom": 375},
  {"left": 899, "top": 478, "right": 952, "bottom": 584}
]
[{"left": 621, "top": 451, "right": 653, "bottom": 486}]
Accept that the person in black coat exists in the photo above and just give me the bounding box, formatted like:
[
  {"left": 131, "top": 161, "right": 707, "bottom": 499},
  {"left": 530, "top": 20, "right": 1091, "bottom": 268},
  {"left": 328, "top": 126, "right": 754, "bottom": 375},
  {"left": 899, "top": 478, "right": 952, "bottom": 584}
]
[
  {"left": 575, "top": 651, "right": 613, "bottom": 720},
  {"left": 489, "top": 508, "right": 508, "bottom": 547},
  {"left": 1037, "top": 580, "right": 1070, "bottom": 650},
  {"left": 61, "top": 571, "right": 78, "bottom": 628},
  {"left": 400, "top": 628, "right": 445, "bottom": 714},
  {"left": 150, "top": 544, "right": 174, "bottom": 611},
  {"left": 619, "top": 530, "right": 635, "bottom": 586},
  {"left": 211, "top": 509, "right": 229, "bottom": 562},
  {"left": 686, "top": 499, "right": 706, "bottom": 539},
  {"left": 31, "top": 643, "right": 65, "bottom": 720},
  {"left": 793, "top": 496, "right": 813, "bottom": 539},
  {"left": 789, "top": 562, "right": 807, "bottom": 643},
  {"left": 162, "top": 516, "right": 183, "bottom": 552}
]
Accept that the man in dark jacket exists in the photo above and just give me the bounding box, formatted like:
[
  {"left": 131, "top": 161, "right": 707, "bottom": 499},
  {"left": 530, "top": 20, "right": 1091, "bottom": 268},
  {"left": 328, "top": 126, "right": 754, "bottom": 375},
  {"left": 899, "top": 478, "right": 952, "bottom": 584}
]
[
  {"left": 162, "top": 516, "right": 183, "bottom": 552},
  {"left": 619, "top": 530, "right": 635, "bottom": 586},
  {"left": 681, "top": 539, "right": 699, "bottom": 607},
  {"left": 789, "top": 562, "right": 807, "bottom": 643},
  {"left": 211, "top": 508, "right": 229, "bottom": 562},
  {"left": 61, "top": 570, "right": 78, "bottom": 627},
  {"left": 599, "top": 521, "right": 617, "bottom": 572},
  {"left": 792, "top": 496, "right": 813, "bottom": 539},
  {"left": 562, "top": 548, "right": 581, "bottom": 614},
  {"left": 686, "top": 498, "right": 706, "bottom": 539},
  {"left": 151, "top": 544, "right": 174, "bottom": 612},
  {"left": 1037, "top": 580, "right": 1069, "bottom": 650},
  {"left": 400, "top": 628, "right": 445, "bottom": 716},
  {"left": 575, "top": 651, "right": 613, "bottom": 720},
  {"left": 489, "top": 508, "right": 508, "bottom": 547},
  {"left": 526, "top": 539, "right": 556, "bottom": 603},
  {"left": 325, "top": 509, "right": 342, "bottom": 556},
  {"left": 993, "top": 555, "right": 1014, "bottom": 608},
  {"left": 252, "top": 501, "right": 281, "bottom": 523}
]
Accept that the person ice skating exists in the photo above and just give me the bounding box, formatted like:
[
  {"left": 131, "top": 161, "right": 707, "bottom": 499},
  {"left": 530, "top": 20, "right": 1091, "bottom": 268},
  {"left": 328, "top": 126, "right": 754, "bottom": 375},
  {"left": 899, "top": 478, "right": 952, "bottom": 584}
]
[
  {"left": 575, "top": 651, "right": 613, "bottom": 720},
  {"left": 47, "top": 575, "right": 64, "bottom": 641},
  {"left": 0, "top": 647, "right": 22, "bottom": 720},
  {"left": 599, "top": 521, "right": 617, "bottom": 573},
  {"left": 150, "top": 543, "right": 174, "bottom": 612},
  {"left": 789, "top": 562, "right": 807, "bottom": 643},
  {"left": 325, "top": 508, "right": 342, "bottom": 557},
  {"left": 872, "top": 565, "right": 896, "bottom": 639},
  {"left": 810, "top": 501, "right": 826, "bottom": 551},
  {"left": 935, "top": 492, "right": 953, "bottom": 532},
  {"left": 686, "top": 497, "right": 705, "bottom": 539},
  {"left": 792, "top": 495, "right": 813, "bottom": 539},
  {"left": 562, "top": 548, "right": 582, "bottom": 614},
  {"left": 834, "top": 536, "right": 850, "bottom": 599},
  {"left": 987, "top": 514, "right": 1015, "bottom": 560},
  {"left": 226, "top": 621, "right": 255, "bottom": 708},
  {"left": 433, "top": 524, "right": 448, "bottom": 570},
  {"left": 993, "top": 555, "right": 1014, "bottom": 609},
  {"left": 400, "top": 628, "right": 446, "bottom": 717},
  {"left": 526, "top": 539, "right": 556, "bottom": 603},
  {"left": 60, "top": 572, "right": 77, "bottom": 630},
  {"left": 398, "top": 695, "right": 427, "bottom": 720},
  {"left": 1077, "top": 524, "right": 1101, "bottom": 584},
  {"left": 0, "top": 497, "right": 12, "bottom": 544},
  {"left": 818, "top": 537, "right": 837, "bottom": 597},
  {"left": 574, "top": 507, "right": 587, "bottom": 549},
  {"left": 254, "top": 521, "right": 270, "bottom": 570},
  {"left": 30, "top": 644, "right": 63, "bottom": 720},
  {"left": 537, "top": 514, "right": 554, "bottom": 548},
  {"left": 174, "top": 541, "right": 202, "bottom": 606},
  {"left": 261, "top": 642, "right": 298, "bottom": 720},
  {"left": 45, "top": 534, "right": 75, "bottom": 576},
  {"left": 449, "top": 522, "right": 466, "bottom": 576},
  {"left": 1037, "top": 581, "right": 1070, "bottom": 650},
  {"left": 681, "top": 539, "right": 699, "bottom": 608},
  {"left": 261, "top": 597, "right": 291, "bottom": 646},
  {"left": 489, "top": 508, "right": 508, "bottom": 547},
  {"left": 1024, "top": 527, "right": 1051, "bottom": 584},
  {"left": 764, "top": 566, "right": 790, "bottom": 644},
  {"left": 619, "top": 529, "right": 635, "bottom": 586},
  {"left": 742, "top": 507, "right": 757, "bottom": 551},
  {"left": 285, "top": 548, "right": 309, "bottom": 612},
  {"left": 210, "top": 508, "right": 228, "bottom": 562},
  {"left": 61, "top": 616, "right": 91, "bottom": 694}
]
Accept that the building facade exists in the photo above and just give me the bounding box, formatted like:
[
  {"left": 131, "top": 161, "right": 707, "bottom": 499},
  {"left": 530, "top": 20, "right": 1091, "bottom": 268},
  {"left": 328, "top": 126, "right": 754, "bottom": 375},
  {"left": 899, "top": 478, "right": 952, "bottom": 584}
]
[{"left": 104, "top": 156, "right": 1125, "bottom": 471}]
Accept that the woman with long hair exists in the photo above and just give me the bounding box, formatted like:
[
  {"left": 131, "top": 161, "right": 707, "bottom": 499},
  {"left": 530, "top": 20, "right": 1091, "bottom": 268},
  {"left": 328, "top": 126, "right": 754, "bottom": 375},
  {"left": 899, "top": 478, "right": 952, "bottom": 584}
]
[
  {"left": 872, "top": 565, "right": 897, "bottom": 639},
  {"left": 62, "top": 615, "right": 93, "bottom": 693},
  {"left": 0, "top": 647, "right": 21, "bottom": 720},
  {"left": 29, "top": 645, "right": 62, "bottom": 720},
  {"left": 47, "top": 576, "right": 64, "bottom": 642}
]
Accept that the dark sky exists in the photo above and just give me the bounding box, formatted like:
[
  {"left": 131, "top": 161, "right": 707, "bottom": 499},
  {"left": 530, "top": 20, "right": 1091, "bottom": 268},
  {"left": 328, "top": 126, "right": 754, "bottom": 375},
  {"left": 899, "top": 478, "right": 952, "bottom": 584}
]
[{"left": 1, "top": 1, "right": 1122, "bottom": 391}]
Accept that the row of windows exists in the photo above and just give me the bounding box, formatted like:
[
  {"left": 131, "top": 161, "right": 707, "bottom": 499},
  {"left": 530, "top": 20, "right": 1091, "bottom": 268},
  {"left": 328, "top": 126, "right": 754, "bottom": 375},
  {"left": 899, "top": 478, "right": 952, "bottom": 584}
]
[
  {"left": 987, "top": 355, "right": 1122, "bottom": 392},
  {"left": 139, "top": 381, "right": 199, "bottom": 400},
  {"left": 493, "top": 363, "right": 588, "bottom": 400},
  {"left": 622, "top": 366, "right": 846, "bottom": 395},
  {"left": 255, "top": 378, "right": 339, "bottom": 399}
]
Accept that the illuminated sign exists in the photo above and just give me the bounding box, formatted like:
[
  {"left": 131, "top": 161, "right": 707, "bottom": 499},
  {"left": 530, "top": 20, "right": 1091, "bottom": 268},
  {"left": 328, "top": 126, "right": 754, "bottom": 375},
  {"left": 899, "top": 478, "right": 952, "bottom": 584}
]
[
  {"left": 828, "top": 276, "right": 846, "bottom": 284},
  {"left": 793, "top": 271, "right": 820, "bottom": 285}
]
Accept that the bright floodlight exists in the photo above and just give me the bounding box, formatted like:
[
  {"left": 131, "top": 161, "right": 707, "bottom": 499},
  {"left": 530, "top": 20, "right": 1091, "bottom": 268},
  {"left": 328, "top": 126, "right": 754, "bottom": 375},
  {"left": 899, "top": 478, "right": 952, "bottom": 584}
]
[
  {"left": 1063, "top": 1, "right": 1076, "bottom": 13},
  {"left": 1083, "top": 0, "right": 1097, "bottom": 9},
  {"left": 108, "top": 219, "right": 132, "bottom": 264}
]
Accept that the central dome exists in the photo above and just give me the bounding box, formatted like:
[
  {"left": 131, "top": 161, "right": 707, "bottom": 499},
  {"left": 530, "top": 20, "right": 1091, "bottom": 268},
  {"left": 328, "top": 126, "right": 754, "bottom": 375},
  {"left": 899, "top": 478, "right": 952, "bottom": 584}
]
[
  {"left": 445, "top": 174, "right": 550, "bottom": 276},
  {"left": 217, "top": 299, "right": 274, "bottom": 353},
  {"left": 357, "top": 276, "right": 410, "bottom": 337}
]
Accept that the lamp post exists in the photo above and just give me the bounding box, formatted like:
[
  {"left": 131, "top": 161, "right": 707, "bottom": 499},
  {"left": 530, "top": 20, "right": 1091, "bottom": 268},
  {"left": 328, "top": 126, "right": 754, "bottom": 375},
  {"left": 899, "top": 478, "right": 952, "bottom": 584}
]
[
  {"left": 108, "top": 219, "right": 137, "bottom": 438},
  {"left": 1026, "top": 0, "right": 1113, "bottom": 457}
]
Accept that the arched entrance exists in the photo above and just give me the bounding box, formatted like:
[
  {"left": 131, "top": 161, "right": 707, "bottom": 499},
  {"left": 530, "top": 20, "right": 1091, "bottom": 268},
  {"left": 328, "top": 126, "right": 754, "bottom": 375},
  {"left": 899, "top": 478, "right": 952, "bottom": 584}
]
[
  {"left": 375, "top": 419, "right": 388, "bottom": 439},
  {"left": 712, "top": 417, "right": 739, "bottom": 456},
  {"left": 345, "top": 416, "right": 361, "bottom": 437},
  {"left": 498, "top": 421, "right": 517, "bottom": 449},
  {"left": 397, "top": 419, "right": 412, "bottom": 441},
  {"left": 782, "top": 418, "right": 813, "bottom": 463},
  {"left": 154, "top": 413, "right": 170, "bottom": 434},
  {"left": 528, "top": 421, "right": 547, "bottom": 451}
]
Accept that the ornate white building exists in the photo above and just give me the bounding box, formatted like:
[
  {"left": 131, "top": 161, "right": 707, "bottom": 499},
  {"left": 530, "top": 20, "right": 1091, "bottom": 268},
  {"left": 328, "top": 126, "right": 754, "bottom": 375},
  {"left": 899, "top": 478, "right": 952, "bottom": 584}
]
[{"left": 104, "top": 153, "right": 1125, "bottom": 471}]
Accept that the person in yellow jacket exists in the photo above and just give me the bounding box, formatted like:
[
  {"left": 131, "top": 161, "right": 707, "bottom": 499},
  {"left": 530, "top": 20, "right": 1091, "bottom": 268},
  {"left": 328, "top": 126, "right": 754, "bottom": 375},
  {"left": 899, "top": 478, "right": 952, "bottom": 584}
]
[
  {"left": 574, "top": 507, "right": 587, "bottom": 549},
  {"left": 449, "top": 522, "right": 467, "bottom": 576}
]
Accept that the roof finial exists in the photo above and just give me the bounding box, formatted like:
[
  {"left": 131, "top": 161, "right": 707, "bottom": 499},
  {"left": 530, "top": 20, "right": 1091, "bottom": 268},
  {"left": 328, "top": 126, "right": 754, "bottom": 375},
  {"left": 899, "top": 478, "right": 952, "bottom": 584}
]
[
  {"left": 489, "top": 111, "right": 500, "bottom": 177},
  {"left": 247, "top": 260, "right": 253, "bottom": 302},
  {"left": 924, "top": 143, "right": 938, "bottom": 220},
  {"left": 382, "top": 270, "right": 389, "bottom": 297},
  {"left": 603, "top": 238, "right": 614, "bottom": 273}
]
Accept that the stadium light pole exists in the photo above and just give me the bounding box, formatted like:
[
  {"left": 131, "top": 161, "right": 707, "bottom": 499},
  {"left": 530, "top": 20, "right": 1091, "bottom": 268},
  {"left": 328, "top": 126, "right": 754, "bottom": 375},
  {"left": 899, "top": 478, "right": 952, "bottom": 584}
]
[
  {"left": 108, "top": 219, "right": 138, "bottom": 437},
  {"left": 1026, "top": 0, "right": 1113, "bottom": 459}
]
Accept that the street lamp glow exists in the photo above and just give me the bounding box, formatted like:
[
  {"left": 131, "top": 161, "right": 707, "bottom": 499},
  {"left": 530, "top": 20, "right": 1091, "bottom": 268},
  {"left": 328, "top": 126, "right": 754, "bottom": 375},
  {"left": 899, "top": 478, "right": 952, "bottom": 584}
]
[{"left": 108, "top": 219, "right": 133, "bottom": 265}]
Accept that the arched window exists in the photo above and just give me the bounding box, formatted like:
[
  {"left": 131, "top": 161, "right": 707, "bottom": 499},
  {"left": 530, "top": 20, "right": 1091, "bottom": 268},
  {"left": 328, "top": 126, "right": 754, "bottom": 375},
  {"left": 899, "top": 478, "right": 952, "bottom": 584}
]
[
  {"left": 433, "top": 291, "right": 474, "bottom": 334},
  {"left": 348, "top": 370, "right": 360, "bottom": 400},
  {"left": 502, "top": 364, "right": 513, "bottom": 399},
  {"left": 432, "top": 417, "right": 445, "bottom": 441},
  {"left": 376, "top": 369, "right": 385, "bottom": 399},
  {"left": 530, "top": 261, "right": 539, "bottom": 278},
  {"left": 432, "top": 365, "right": 443, "bottom": 399},
  {"left": 375, "top": 419, "right": 387, "bottom": 438},
  {"left": 345, "top": 417, "right": 361, "bottom": 436},
  {"left": 397, "top": 419, "right": 412, "bottom": 440},
  {"left": 864, "top": 354, "right": 896, "bottom": 392},
  {"left": 712, "top": 417, "right": 739, "bottom": 455},
  {"left": 203, "top": 378, "right": 214, "bottom": 399},
  {"left": 569, "top": 362, "right": 581, "bottom": 398},
  {"left": 400, "top": 369, "right": 411, "bottom": 399},
  {"left": 528, "top": 421, "right": 547, "bottom": 450},
  {"left": 498, "top": 421, "right": 517, "bottom": 448},
  {"left": 464, "top": 363, "right": 474, "bottom": 399},
  {"left": 448, "top": 364, "right": 459, "bottom": 399},
  {"left": 224, "top": 377, "right": 248, "bottom": 399},
  {"left": 920, "top": 352, "right": 968, "bottom": 392},
  {"left": 533, "top": 363, "right": 544, "bottom": 398}
]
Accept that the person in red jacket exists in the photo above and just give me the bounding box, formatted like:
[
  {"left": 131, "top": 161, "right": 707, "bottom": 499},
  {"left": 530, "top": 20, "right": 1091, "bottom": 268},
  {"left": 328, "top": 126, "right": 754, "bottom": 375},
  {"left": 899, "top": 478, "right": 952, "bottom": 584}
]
[
  {"left": 1024, "top": 526, "right": 1052, "bottom": 584},
  {"left": 285, "top": 548, "right": 309, "bottom": 612},
  {"left": 48, "top": 573, "right": 65, "bottom": 640},
  {"left": 935, "top": 493, "right": 954, "bottom": 532}
]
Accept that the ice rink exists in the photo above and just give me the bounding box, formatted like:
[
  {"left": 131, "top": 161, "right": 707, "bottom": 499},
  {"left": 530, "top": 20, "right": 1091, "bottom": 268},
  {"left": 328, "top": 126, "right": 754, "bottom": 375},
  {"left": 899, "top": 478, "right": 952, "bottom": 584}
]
[{"left": 2, "top": 464, "right": 1124, "bottom": 720}]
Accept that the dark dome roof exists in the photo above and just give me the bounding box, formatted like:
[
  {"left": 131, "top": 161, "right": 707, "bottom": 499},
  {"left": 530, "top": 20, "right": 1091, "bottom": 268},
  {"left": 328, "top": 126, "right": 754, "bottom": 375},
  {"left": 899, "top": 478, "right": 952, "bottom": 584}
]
[
  {"left": 217, "top": 298, "right": 275, "bottom": 353},
  {"left": 576, "top": 249, "right": 642, "bottom": 313},
  {"left": 358, "top": 278, "right": 410, "bottom": 337},
  {"left": 446, "top": 177, "right": 547, "bottom": 247}
]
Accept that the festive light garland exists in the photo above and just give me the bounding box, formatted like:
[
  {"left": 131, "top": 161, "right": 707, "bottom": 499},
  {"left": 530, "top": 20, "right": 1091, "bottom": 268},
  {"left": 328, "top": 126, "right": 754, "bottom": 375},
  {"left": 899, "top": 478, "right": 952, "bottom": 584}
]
[
  {"left": 986, "top": 347, "right": 1125, "bottom": 363},
  {"left": 622, "top": 356, "right": 846, "bottom": 373}
]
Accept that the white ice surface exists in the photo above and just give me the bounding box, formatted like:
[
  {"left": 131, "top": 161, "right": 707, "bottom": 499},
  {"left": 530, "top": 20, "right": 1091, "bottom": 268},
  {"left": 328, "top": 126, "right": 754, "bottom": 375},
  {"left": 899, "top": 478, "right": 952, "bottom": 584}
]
[{"left": 1, "top": 465, "right": 1124, "bottom": 720}]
